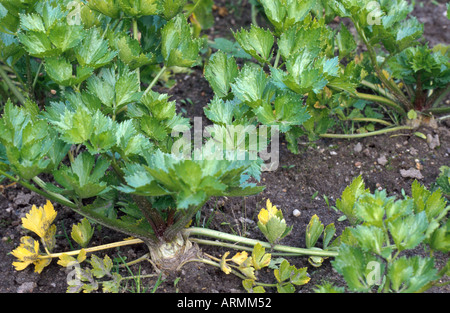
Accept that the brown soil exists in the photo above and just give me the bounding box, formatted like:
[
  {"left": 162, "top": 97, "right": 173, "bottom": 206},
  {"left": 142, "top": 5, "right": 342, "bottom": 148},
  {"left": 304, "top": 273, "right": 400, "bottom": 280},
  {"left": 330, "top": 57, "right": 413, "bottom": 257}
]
[{"left": 0, "top": 0, "right": 449, "bottom": 294}]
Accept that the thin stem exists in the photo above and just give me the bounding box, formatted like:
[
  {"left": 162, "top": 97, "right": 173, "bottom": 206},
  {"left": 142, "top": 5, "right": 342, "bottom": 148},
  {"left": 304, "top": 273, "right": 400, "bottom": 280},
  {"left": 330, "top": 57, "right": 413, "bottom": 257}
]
[
  {"left": 185, "top": 0, "right": 204, "bottom": 18},
  {"left": 143, "top": 65, "right": 167, "bottom": 95},
  {"left": 251, "top": 2, "right": 259, "bottom": 27},
  {"left": 319, "top": 125, "right": 414, "bottom": 139},
  {"left": 355, "top": 92, "right": 407, "bottom": 116},
  {"left": 427, "top": 84, "right": 450, "bottom": 109},
  {"left": 191, "top": 238, "right": 306, "bottom": 256},
  {"left": 32, "top": 61, "right": 44, "bottom": 90},
  {"left": 424, "top": 106, "right": 450, "bottom": 115},
  {"left": 346, "top": 117, "right": 393, "bottom": 127},
  {"left": 39, "top": 238, "right": 144, "bottom": 260},
  {"left": 273, "top": 47, "right": 281, "bottom": 69},
  {"left": 185, "top": 227, "right": 338, "bottom": 257},
  {"left": 360, "top": 79, "right": 397, "bottom": 101},
  {"left": 0, "top": 65, "right": 27, "bottom": 104},
  {"left": 132, "top": 18, "right": 141, "bottom": 91},
  {"left": 26, "top": 55, "right": 33, "bottom": 97}
]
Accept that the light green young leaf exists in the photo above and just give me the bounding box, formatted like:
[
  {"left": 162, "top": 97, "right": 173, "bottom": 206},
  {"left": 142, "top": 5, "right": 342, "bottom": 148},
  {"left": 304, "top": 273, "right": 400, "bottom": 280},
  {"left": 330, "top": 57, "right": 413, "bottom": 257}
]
[
  {"left": 19, "top": 13, "right": 45, "bottom": 32},
  {"left": 139, "top": 90, "right": 176, "bottom": 120},
  {"left": 88, "top": 0, "right": 121, "bottom": 18},
  {"left": 323, "top": 223, "right": 336, "bottom": 249},
  {"left": 85, "top": 111, "right": 118, "bottom": 154},
  {"left": 350, "top": 225, "right": 385, "bottom": 255},
  {"left": 231, "top": 64, "right": 270, "bottom": 108},
  {"left": 18, "top": 31, "right": 53, "bottom": 57},
  {"left": 161, "top": 14, "right": 201, "bottom": 68},
  {"left": 203, "top": 97, "right": 235, "bottom": 125},
  {"left": 159, "top": 0, "right": 187, "bottom": 20},
  {"left": 336, "top": 23, "right": 356, "bottom": 59},
  {"left": 388, "top": 256, "right": 438, "bottom": 293},
  {"left": 53, "top": 152, "right": 111, "bottom": 199},
  {"left": 118, "top": 0, "right": 159, "bottom": 17},
  {"left": 116, "top": 35, "right": 155, "bottom": 70},
  {"left": 49, "top": 22, "right": 85, "bottom": 53},
  {"left": 75, "top": 27, "right": 117, "bottom": 69},
  {"left": 71, "top": 218, "right": 94, "bottom": 248},
  {"left": 411, "top": 180, "right": 447, "bottom": 221},
  {"left": 335, "top": 175, "right": 369, "bottom": 225},
  {"left": 255, "top": 92, "right": 311, "bottom": 132},
  {"left": 204, "top": 51, "right": 239, "bottom": 98},
  {"left": 278, "top": 15, "right": 330, "bottom": 60},
  {"left": 45, "top": 57, "right": 93, "bottom": 87},
  {"left": 251, "top": 243, "right": 271, "bottom": 270},
  {"left": 259, "top": 0, "right": 315, "bottom": 34},
  {"left": 233, "top": 25, "right": 274, "bottom": 64},
  {"left": 355, "top": 192, "right": 387, "bottom": 228},
  {"left": 115, "top": 68, "right": 141, "bottom": 108},
  {"left": 388, "top": 211, "right": 428, "bottom": 251},
  {"left": 305, "top": 214, "right": 324, "bottom": 249},
  {"left": 429, "top": 222, "right": 450, "bottom": 253},
  {"left": 332, "top": 244, "right": 377, "bottom": 292}
]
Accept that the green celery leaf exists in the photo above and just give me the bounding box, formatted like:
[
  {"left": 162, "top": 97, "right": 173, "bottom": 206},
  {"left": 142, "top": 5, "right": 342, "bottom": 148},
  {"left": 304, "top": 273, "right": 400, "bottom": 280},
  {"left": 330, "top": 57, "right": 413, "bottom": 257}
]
[
  {"left": 139, "top": 90, "right": 176, "bottom": 120},
  {"left": 118, "top": 0, "right": 159, "bottom": 17},
  {"left": 116, "top": 34, "right": 155, "bottom": 70},
  {"left": 259, "top": 0, "right": 315, "bottom": 34},
  {"left": 75, "top": 27, "right": 117, "bottom": 69},
  {"left": 255, "top": 91, "right": 310, "bottom": 132},
  {"left": 332, "top": 244, "right": 380, "bottom": 292},
  {"left": 203, "top": 96, "right": 235, "bottom": 125},
  {"left": 18, "top": 30, "right": 53, "bottom": 57},
  {"left": 204, "top": 51, "right": 239, "bottom": 98},
  {"left": 231, "top": 64, "right": 271, "bottom": 108},
  {"left": 336, "top": 23, "right": 356, "bottom": 60},
  {"left": 161, "top": 14, "right": 201, "bottom": 68},
  {"left": 233, "top": 25, "right": 274, "bottom": 64},
  {"left": 19, "top": 13, "right": 45, "bottom": 32},
  {"left": 87, "top": 0, "right": 121, "bottom": 18},
  {"left": 51, "top": 105, "right": 94, "bottom": 145},
  {"left": 350, "top": 225, "right": 385, "bottom": 255},
  {"left": 388, "top": 211, "right": 428, "bottom": 251},
  {"left": 305, "top": 214, "right": 324, "bottom": 249},
  {"left": 45, "top": 57, "right": 93, "bottom": 87},
  {"left": 49, "top": 22, "right": 85, "bottom": 53},
  {"left": 53, "top": 152, "right": 110, "bottom": 199},
  {"left": 115, "top": 120, "right": 154, "bottom": 158},
  {"left": 388, "top": 256, "right": 438, "bottom": 293},
  {"left": 84, "top": 111, "right": 117, "bottom": 154},
  {"left": 355, "top": 191, "right": 388, "bottom": 228},
  {"left": 159, "top": 0, "right": 188, "bottom": 20},
  {"left": 335, "top": 175, "right": 370, "bottom": 225}
]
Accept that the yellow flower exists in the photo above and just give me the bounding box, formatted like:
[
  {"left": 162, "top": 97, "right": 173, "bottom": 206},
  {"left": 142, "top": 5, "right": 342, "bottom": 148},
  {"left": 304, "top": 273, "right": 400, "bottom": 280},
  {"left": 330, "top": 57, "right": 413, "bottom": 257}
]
[
  {"left": 257, "top": 199, "right": 279, "bottom": 225},
  {"left": 21, "top": 200, "right": 57, "bottom": 239}
]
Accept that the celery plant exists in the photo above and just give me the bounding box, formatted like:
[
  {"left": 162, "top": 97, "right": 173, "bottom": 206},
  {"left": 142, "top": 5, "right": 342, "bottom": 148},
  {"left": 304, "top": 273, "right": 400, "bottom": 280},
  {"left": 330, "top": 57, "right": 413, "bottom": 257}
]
[{"left": 205, "top": 0, "right": 449, "bottom": 151}]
